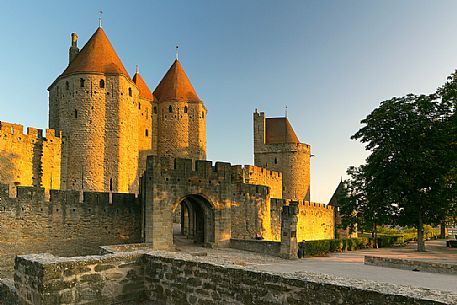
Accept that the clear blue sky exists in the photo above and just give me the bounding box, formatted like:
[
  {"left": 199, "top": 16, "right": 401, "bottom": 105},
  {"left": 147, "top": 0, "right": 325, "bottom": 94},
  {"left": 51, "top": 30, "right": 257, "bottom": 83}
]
[{"left": 1, "top": 1, "right": 456, "bottom": 203}]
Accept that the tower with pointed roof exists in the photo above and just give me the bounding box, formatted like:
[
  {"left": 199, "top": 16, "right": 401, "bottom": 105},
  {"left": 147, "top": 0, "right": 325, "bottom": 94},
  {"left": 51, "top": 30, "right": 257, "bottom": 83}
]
[
  {"left": 48, "top": 26, "right": 152, "bottom": 193},
  {"left": 253, "top": 110, "right": 311, "bottom": 200},
  {"left": 152, "top": 59, "right": 206, "bottom": 160}
]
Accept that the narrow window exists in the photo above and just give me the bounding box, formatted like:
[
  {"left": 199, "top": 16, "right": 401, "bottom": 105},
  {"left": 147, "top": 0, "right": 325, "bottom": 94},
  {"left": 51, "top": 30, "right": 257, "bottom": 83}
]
[
  {"left": 128, "top": 87, "right": 132, "bottom": 97},
  {"left": 274, "top": 157, "right": 278, "bottom": 164},
  {"left": 100, "top": 79, "right": 105, "bottom": 88},
  {"left": 153, "top": 106, "right": 157, "bottom": 114},
  {"left": 145, "top": 129, "right": 149, "bottom": 137},
  {"left": 184, "top": 106, "right": 188, "bottom": 113},
  {"left": 168, "top": 105, "right": 173, "bottom": 113},
  {"left": 139, "top": 102, "right": 141, "bottom": 110},
  {"left": 65, "top": 81, "right": 69, "bottom": 90},
  {"left": 80, "top": 78, "right": 85, "bottom": 87},
  {"left": 109, "top": 178, "right": 113, "bottom": 192},
  {"left": 74, "top": 109, "right": 78, "bottom": 118},
  {"left": 202, "top": 111, "right": 204, "bottom": 118}
]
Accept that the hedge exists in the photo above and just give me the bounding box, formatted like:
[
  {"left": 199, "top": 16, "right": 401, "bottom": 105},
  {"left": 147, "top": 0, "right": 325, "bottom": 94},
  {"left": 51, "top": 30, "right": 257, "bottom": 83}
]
[{"left": 299, "top": 235, "right": 407, "bottom": 257}]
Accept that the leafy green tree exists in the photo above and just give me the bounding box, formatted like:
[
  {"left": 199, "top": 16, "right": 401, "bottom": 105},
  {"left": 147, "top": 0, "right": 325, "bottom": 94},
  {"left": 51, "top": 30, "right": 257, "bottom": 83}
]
[
  {"left": 352, "top": 89, "right": 455, "bottom": 251},
  {"left": 338, "top": 165, "right": 393, "bottom": 245}
]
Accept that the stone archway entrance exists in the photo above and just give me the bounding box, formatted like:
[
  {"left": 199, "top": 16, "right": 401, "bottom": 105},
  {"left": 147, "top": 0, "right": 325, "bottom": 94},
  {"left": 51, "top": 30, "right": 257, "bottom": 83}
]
[{"left": 173, "top": 195, "right": 215, "bottom": 247}]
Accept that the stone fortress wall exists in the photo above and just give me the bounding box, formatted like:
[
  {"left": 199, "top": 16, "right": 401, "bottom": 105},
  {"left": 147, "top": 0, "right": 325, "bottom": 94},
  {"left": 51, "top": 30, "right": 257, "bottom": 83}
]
[
  {"left": 271, "top": 199, "right": 334, "bottom": 241},
  {"left": 0, "top": 183, "right": 142, "bottom": 278},
  {"left": 153, "top": 100, "right": 207, "bottom": 161},
  {"left": 253, "top": 111, "right": 311, "bottom": 200},
  {"left": 0, "top": 122, "right": 61, "bottom": 191},
  {"left": 143, "top": 156, "right": 333, "bottom": 248},
  {"left": 8, "top": 250, "right": 450, "bottom": 305},
  {"left": 48, "top": 73, "right": 150, "bottom": 194}
]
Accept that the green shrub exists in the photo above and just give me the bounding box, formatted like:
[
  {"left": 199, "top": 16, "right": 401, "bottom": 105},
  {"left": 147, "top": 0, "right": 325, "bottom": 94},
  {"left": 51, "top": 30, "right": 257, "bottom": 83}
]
[
  {"left": 329, "top": 239, "right": 343, "bottom": 252},
  {"left": 299, "top": 237, "right": 370, "bottom": 256},
  {"left": 300, "top": 240, "right": 331, "bottom": 256}
]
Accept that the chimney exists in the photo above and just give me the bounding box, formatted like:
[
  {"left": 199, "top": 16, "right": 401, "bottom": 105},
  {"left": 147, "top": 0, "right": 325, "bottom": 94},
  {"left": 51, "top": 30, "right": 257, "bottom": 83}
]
[{"left": 69, "top": 33, "right": 79, "bottom": 63}]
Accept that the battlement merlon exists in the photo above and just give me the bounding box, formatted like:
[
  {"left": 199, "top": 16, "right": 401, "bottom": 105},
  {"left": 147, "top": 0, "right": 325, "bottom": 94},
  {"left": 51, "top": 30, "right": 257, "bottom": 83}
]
[
  {"left": 0, "top": 183, "right": 139, "bottom": 207},
  {"left": 143, "top": 156, "right": 284, "bottom": 188},
  {"left": 270, "top": 198, "right": 334, "bottom": 210},
  {"left": 145, "top": 155, "right": 233, "bottom": 182},
  {"left": 0, "top": 121, "right": 62, "bottom": 140}
]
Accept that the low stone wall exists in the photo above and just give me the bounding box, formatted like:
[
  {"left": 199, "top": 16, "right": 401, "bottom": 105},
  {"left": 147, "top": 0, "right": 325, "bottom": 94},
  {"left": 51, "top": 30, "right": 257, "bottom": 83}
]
[
  {"left": 229, "top": 239, "right": 281, "bottom": 257},
  {"left": 0, "top": 278, "right": 17, "bottom": 305},
  {"left": 144, "top": 252, "right": 454, "bottom": 305},
  {"left": 365, "top": 256, "right": 457, "bottom": 275},
  {"left": 14, "top": 252, "right": 146, "bottom": 305},
  {"left": 7, "top": 249, "right": 456, "bottom": 305}
]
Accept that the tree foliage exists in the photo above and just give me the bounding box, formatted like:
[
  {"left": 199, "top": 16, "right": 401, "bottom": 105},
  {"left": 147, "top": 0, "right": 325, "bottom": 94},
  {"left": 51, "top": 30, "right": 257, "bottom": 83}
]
[{"left": 345, "top": 71, "right": 457, "bottom": 251}]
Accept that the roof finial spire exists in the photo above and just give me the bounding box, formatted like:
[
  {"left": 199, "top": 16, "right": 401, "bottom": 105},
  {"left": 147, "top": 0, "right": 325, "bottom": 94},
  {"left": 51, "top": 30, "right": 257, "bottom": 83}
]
[
  {"left": 98, "top": 10, "right": 103, "bottom": 28},
  {"left": 176, "top": 45, "right": 179, "bottom": 61},
  {"left": 285, "top": 105, "right": 288, "bottom": 118},
  {"left": 136, "top": 64, "right": 139, "bottom": 74}
]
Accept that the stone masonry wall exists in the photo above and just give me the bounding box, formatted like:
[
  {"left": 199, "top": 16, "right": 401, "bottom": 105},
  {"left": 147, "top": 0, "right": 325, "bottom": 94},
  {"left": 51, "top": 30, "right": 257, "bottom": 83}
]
[
  {"left": 0, "top": 184, "right": 142, "bottom": 278},
  {"left": 142, "top": 156, "right": 272, "bottom": 249},
  {"left": 155, "top": 101, "right": 206, "bottom": 161},
  {"left": 0, "top": 122, "right": 61, "bottom": 191},
  {"left": 14, "top": 252, "right": 145, "bottom": 305},
  {"left": 143, "top": 252, "right": 450, "bottom": 305},
  {"left": 271, "top": 199, "right": 334, "bottom": 241},
  {"left": 11, "top": 251, "right": 453, "bottom": 305},
  {"left": 231, "top": 165, "right": 282, "bottom": 199},
  {"left": 49, "top": 73, "right": 143, "bottom": 193},
  {"left": 253, "top": 111, "right": 311, "bottom": 200},
  {"left": 255, "top": 142, "right": 311, "bottom": 200}
]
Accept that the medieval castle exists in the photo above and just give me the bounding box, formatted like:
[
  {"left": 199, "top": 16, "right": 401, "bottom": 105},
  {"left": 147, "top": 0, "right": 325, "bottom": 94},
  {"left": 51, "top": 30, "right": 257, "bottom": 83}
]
[{"left": 0, "top": 24, "right": 334, "bottom": 279}]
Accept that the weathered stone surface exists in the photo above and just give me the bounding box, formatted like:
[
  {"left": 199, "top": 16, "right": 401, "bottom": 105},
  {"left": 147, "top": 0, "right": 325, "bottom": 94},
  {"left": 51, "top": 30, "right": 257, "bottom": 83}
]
[
  {"left": 0, "top": 187, "right": 142, "bottom": 278},
  {"left": 365, "top": 255, "right": 457, "bottom": 275}
]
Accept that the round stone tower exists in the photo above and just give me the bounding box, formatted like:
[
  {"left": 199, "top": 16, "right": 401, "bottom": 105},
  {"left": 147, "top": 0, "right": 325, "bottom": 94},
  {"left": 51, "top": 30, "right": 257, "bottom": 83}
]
[
  {"left": 152, "top": 59, "right": 206, "bottom": 160},
  {"left": 253, "top": 110, "right": 311, "bottom": 201},
  {"left": 48, "top": 26, "right": 143, "bottom": 193}
]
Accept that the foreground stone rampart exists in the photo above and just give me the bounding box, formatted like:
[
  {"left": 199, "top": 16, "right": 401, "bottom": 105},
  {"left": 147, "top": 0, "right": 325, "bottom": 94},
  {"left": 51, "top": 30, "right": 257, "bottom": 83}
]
[{"left": 10, "top": 249, "right": 456, "bottom": 305}]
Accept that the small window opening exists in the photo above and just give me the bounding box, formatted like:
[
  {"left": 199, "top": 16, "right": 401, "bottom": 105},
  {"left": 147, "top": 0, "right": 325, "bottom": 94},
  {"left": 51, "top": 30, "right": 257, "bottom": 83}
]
[
  {"left": 128, "top": 87, "right": 132, "bottom": 97},
  {"left": 109, "top": 178, "right": 113, "bottom": 192},
  {"left": 74, "top": 109, "right": 78, "bottom": 118},
  {"left": 168, "top": 105, "right": 173, "bottom": 113},
  {"left": 274, "top": 157, "right": 278, "bottom": 164},
  {"left": 145, "top": 129, "right": 149, "bottom": 137},
  {"left": 65, "top": 81, "right": 69, "bottom": 90},
  {"left": 139, "top": 102, "right": 141, "bottom": 110},
  {"left": 184, "top": 106, "right": 188, "bottom": 113},
  {"left": 80, "top": 78, "right": 85, "bottom": 87},
  {"left": 202, "top": 111, "right": 205, "bottom": 118},
  {"left": 100, "top": 79, "right": 105, "bottom": 88},
  {"left": 153, "top": 106, "right": 157, "bottom": 114}
]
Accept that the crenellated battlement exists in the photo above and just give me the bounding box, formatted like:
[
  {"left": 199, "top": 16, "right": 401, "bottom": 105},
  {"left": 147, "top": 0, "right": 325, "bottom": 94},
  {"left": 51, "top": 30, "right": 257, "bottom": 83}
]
[
  {"left": 271, "top": 198, "right": 334, "bottom": 210},
  {"left": 0, "top": 183, "right": 139, "bottom": 208},
  {"left": 145, "top": 155, "right": 233, "bottom": 184},
  {"left": 0, "top": 121, "right": 62, "bottom": 141}
]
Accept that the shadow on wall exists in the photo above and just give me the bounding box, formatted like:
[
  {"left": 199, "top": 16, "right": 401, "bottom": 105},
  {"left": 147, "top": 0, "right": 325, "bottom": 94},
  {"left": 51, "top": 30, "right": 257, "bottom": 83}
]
[{"left": 0, "top": 152, "right": 20, "bottom": 186}]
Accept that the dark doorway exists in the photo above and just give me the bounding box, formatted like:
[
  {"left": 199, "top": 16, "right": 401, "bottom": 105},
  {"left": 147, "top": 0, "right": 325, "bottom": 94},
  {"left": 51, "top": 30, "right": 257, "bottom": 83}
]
[{"left": 173, "top": 195, "right": 214, "bottom": 246}]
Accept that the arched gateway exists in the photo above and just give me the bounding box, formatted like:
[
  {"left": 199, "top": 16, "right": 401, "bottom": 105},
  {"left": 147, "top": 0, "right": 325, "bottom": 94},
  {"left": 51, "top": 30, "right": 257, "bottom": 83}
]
[
  {"left": 173, "top": 194, "right": 215, "bottom": 246},
  {"left": 142, "top": 156, "right": 245, "bottom": 250}
]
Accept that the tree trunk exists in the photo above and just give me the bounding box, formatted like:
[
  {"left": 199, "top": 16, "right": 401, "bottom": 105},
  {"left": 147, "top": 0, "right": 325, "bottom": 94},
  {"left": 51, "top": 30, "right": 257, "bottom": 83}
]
[
  {"left": 417, "top": 214, "right": 426, "bottom": 252},
  {"left": 440, "top": 223, "right": 446, "bottom": 239}
]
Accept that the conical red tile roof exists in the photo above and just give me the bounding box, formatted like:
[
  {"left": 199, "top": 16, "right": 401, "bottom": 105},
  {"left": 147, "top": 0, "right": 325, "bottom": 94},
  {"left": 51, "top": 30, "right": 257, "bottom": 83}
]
[
  {"left": 133, "top": 72, "right": 153, "bottom": 100},
  {"left": 62, "top": 27, "right": 130, "bottom": 78},
  {"left": 153, "top": 60, "right": 201, "bottom": 103},
  {"left": 265, "top": 118, "right": 300, "bottom": 144}
]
